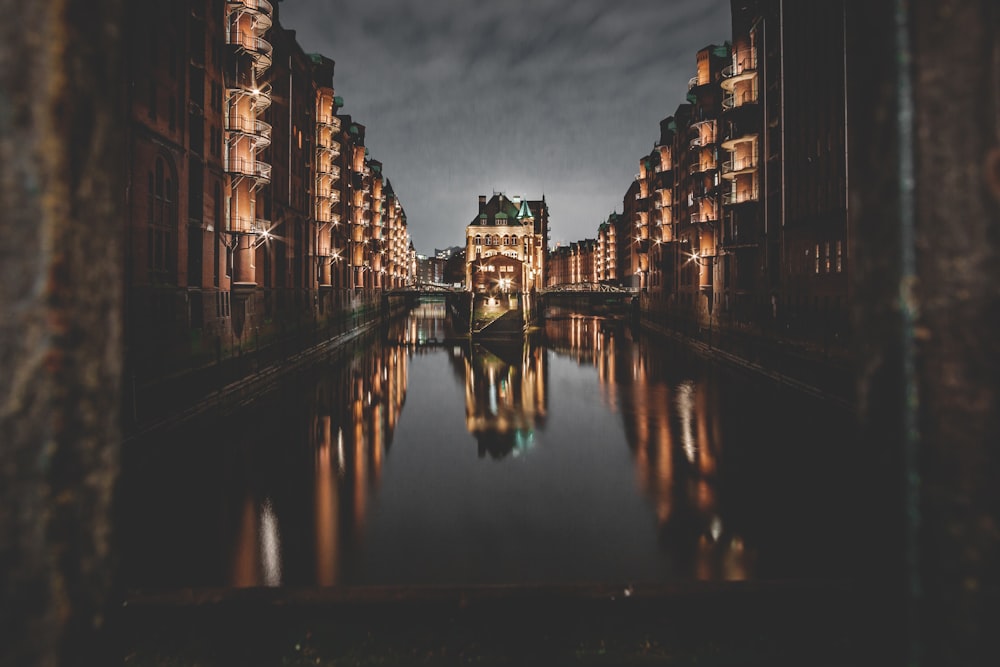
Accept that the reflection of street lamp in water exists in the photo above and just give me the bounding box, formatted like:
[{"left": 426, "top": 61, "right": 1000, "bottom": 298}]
[{"left": 498, "top": 277, "right": 511, "bottom": 305}]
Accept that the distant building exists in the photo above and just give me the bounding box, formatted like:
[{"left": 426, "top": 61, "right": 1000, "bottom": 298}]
[
  {"left": 596, "top": 213, "right": 622, "bottom": 285},
  {"left": 415, "top": 254, "right": 446, "bottom": 284},
  {"left": 465, "top": 193, "right": 547, "bottom": 294},
  {"left": 548, "top": 245, "right": 571, "bottom": 287},
  {"left": 435, "top": 246, "right": 464, "bottom": 260}
]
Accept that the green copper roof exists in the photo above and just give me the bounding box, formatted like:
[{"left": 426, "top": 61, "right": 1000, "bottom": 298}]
[
  {"left": 686, "top": 92, "right": 698, "bottom": 104},
  {"left": 517, "top": 200, "right": 533, "bottom": 219},
  {"left": 712, "top": 44, "right": 729, "bottom": 58},
  {"left": 495, "top": 212, "right": 508, "bottom": 219},
  {"left": 333, "top": 96, "right": 344, "bottom": 107}
]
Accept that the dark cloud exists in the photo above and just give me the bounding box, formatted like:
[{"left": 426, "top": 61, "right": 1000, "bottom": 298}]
[{"left": 279, "top": 0, "right": 731, "bottom": 252}]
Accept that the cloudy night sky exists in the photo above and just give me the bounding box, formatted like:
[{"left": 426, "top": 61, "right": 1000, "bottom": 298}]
[{"left": 277, "top": 0, "right": 732, "bottom": 255}]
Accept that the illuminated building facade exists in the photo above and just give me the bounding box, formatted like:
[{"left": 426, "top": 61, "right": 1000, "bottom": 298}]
[
  {"left": 648, "top": 120, "right": 677, "bottom": 293},
  {"left": 671, "top": 44, "right": 730, "bottom": 324},
  {"left": 595, "top": 214, "right": 621, "bottom": 284},
  {"left": 465, "top": 193, "right": 548, "bottom": 293},
  {"left": 548, "top": 246, "right": 571, "bottom": 287},
  {"left": 564, "top": 0, "right": 849, "bottom": 353},
  {"left": 123, "top": 0, "right": 412, "bottom": 410}
]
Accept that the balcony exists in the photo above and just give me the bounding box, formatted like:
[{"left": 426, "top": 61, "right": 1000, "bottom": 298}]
[
  {"left": 316, "top": 114, "right": 342, "bottom": 132},
  {"left": 317, "top": 136, "right": 342, "bottom": 156},
  {"left": 226, "top": 156, "right": 271, "bottom": 183},
  {"left": 722, "top": 88, "right": 758, "bottom": 111},
  {"left": 690, "top": 118, "right": 715, "bottom": 135},
  {"left": 227, "top": 31, "right": 273, "bottom": 71},
  {"left": 689, "top": 160, "right": 715, "bottom": 175},
  {"left": 687, "top": 75, "right": 701, "bottom": 90},
  {"left": 720, "top": 130, "right": 757, "bottom": 151},
  {"left": 316, "top": 187, "right": 341, "bottom": 204},
  {"left": 227, "top": 83, "right": 272, "bottom": 111},
  {"left": 227, "top": 215, "right": 270, "bottom": 235},
  {"left": 317, "top": 163, "right": 341, "bottom": 180},
  {"left": 225, "top": 114, "right": 271, "bottom": 147},
  {"left": 318, "top": 142, "right": 341, "bottom": 159},
  {"left": 228, "top": 0, "right": 273, "bottom": 32},
  {"left": 723, "top": 188, "right": 760, "bottom": 206},
  {"left": 721, "top": 155, "right": 758, "bottom": 178},
  {"left": 690, "top": 209, "right": 718, "bottom": 224},
  {"left": 720, "top": 49, "right": 757, "bottom": 91}
]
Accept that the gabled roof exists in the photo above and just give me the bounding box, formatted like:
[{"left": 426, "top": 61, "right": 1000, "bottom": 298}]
[{"left": 467, "top": 193, "right": 533, "bottom": 227}]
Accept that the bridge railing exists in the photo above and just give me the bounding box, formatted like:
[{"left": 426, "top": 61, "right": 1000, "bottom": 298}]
[{"left": 541, "top": 283, "right": 638, "bottom": 294}]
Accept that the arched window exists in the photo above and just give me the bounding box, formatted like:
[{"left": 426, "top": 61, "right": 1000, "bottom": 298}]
[
  {"left": 474, "top": 235, "right": 482, "bottom": 245},
  {"left": 148, "top": 155, "right": 178, "bottom": 283}
]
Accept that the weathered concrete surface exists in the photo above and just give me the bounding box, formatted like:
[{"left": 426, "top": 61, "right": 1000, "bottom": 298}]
[{"left": 0, "top": 1, "right": 123, "bottom": 666}]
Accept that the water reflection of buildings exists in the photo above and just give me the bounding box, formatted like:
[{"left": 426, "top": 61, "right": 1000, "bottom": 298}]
[
  {"left": 460, "top": 339, "right": 548, "bottom": 459},
  {"left": 227, "top": 337, "right": 408, "bottom": 587},
  {"left": 544, "top": 315, "right": 751, "bottom": 581}
]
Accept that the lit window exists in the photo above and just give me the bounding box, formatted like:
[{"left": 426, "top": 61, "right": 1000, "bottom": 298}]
[
  {"left": 814, "top": 243, "right": 820, "bottom": 274},
  {"left": 836, "top": 240, "right": 843, "bottom": 272}
]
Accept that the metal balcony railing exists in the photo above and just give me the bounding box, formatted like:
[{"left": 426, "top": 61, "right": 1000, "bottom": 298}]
[
  {"left": 722, "top": 89, "right": 758, "bottom": 110},
  {"left": 316, "top": 163, "right": 341, "bottom": 180},
  {"left": 316, "top": 114, "right": 342, "bottom": 131},
  {"left": 721, "top": 155, "right": 758, "bottom": 175},
  {"left": 228, "top": 0, "right": 273, "bottom": 32},
  {"left": 227, "top": 31, "right": 273, "bottom": 69},
  {"left": 318, "top": 143, "right": 341, "bottom": 159},
  {"left": 690, "top": 209, "right": 718, "bottom": 224},
  {"left": 317, "top": 136, "right": 341, "bottom": 155},
  {"left": 688, "top": 75, "right": 701, "bottom": 90},
  {"left": 723, "top": 188, "right": 760, "bottom": 206},
  {"left": 225, "top": 115, "right": 271, "bottom": 145},
  {"left": 728, "top": 49, "right": 757, "bottom": 76},
  {"left": 227, "top": 215, "right": 270, "bottom": 235},
  {"left": 226, "top": 157, "right": 271, "bottom": 183}
]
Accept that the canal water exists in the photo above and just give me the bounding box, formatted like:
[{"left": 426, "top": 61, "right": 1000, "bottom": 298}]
[{"left": 119, "top": 299, "right": 858, "bottom": 592}]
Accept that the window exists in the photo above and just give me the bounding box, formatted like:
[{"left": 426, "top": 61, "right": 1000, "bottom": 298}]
[
  {"left": 814, "top": 243, "right": 820, "bottom": 274},
  {"left": 824, "top": 242, "right": 832, "bottom": 273},
  {"left": 148, "top": 155, "right": 177, "bottom": 283},
  {"left": 213, "top": 182, "right": 221, "bottom": 287},
  {"left": 836, "top": 240, "right": 843, "bottom": 273}
]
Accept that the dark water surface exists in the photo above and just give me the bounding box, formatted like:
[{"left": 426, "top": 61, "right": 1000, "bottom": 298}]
[{"left": 119, "top": 301, "right": 857, "bottom": 592}]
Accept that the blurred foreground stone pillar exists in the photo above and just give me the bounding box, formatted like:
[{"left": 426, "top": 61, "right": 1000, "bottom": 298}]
[
  {"left": 849, "top": 0, "right": 1000, "bottom": 665},
  {"left": 0, "top": 1, "right": 123, "bottom": 666}
]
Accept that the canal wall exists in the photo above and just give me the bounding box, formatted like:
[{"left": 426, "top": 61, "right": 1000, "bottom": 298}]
[
  {"left": 639, "top": 292, "right": 852, "bottom": 406},
  {"left": 125, "top": 289, "right": 406, "bottom": 437}
]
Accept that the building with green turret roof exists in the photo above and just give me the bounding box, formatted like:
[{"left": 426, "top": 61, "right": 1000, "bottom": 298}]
[{"left": 465, "top": 192, "right": 547, "bottom": 293}]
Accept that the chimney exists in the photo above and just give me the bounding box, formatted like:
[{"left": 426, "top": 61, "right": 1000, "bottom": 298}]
[{"left": 478, "top": 195, "right": 486, "bottom": 214}]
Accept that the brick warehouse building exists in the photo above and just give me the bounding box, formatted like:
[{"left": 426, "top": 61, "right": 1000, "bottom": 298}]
[
  {"left": 466, "top": 193, "right": 549, "bottom": 294},
  {"left": 643, "top": 0, "right": 849, "bottom": 348},
  {"left": 562, "top": 0, "right": 850, "bottom": 357},
  {"left": 123, "top": 0, "right": 414, "bottom": 422}
]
